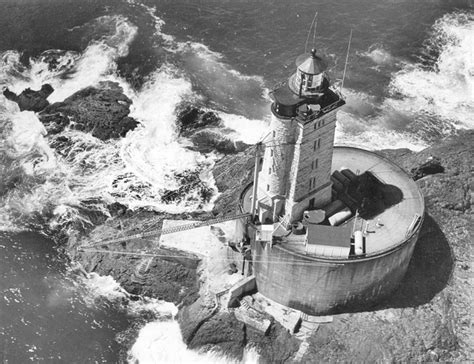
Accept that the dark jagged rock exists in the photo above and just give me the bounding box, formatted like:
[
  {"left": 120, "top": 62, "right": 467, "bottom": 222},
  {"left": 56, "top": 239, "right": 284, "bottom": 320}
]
[
  {"left": 176, "top": 104, "right": 248, "bottom": 154},
  {"left": 3, "top": 84, "right": 54, "bottom": 112},
  {"left": 190, "top": 130, "right": 248, "bottom": 154},
  {"left": 188, "top": 312, "right": 246, "bottom": 360},
  {"left": 246, "top": 322, "right": 300, "bottom": 364},
  {"left": 178, "top": 296, "right": 216, "bottom": 345},
  {"left": 411, "top": 156, "right": 445, "bottom": 180},
  {"left": 39, "top": 81, "right": 139, "bottom": 140},
  {"left": 176, "top": 105, "right": 222, "bottom": 135},
  {"left": 75, "top": 247, "right": 200, "bottom": 304}
]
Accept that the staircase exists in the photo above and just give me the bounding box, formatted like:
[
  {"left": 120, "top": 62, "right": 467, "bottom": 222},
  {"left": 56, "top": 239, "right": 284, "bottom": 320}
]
[
  {"left": 131, "top": 256, "right": 154, "bottom": 284},
  {"left": 293, "top": 312, "right": 321, "bottom": 361}
]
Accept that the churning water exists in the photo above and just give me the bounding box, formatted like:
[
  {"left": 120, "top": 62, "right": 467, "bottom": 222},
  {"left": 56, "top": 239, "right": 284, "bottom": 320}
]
[{"left": 0, "top": 0, "right": 472, "bottom": 362}]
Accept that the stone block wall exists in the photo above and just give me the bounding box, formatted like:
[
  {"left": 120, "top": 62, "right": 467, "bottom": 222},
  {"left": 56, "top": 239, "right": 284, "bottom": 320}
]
[
  {"left": 257, "top": 114, "right": 296, "bottom": 219},
  {"left": 284, "top": 110, "right": 338, "bottom": 222}
]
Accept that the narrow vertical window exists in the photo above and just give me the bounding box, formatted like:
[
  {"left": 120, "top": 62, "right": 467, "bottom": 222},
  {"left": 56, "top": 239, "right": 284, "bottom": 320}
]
[
  {"left": 270, "top": 149, "right": 273, "bottom": 157},
  {"left": 313, "top": 140, "right": 317, "bottom": 151},
  {"left": 273, "top": 131, "right": 276, "bottom": 138},
  {"left": 268, "top": 168, "right": 271, "bottom": 175},
  {"left": 314, "top": 159, "right": 318, "bottom": 169},
  {"left": 317, "top": 138, "right": 321, "bottom": 149},
  {"left": 267, "top": 184, "right": 270, "bottom": 191}
]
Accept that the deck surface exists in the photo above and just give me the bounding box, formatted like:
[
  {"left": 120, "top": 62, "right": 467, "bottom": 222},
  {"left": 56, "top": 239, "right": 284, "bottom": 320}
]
[
  {"left": 244, "top": 147, "right": 424, "bottom": 256},
  {"left": 331, "top": 147, "right": 424, "bottom": 254}
]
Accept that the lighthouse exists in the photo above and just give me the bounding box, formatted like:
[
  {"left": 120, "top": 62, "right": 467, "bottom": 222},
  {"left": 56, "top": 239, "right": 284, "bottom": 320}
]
[{"left": 256, "top": 49, "right": 345, "bottom": 225}]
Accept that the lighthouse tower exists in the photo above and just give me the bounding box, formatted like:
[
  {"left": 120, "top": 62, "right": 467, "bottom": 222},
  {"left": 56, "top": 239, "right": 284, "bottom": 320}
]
[{"left": 256, "top": 49, "right": 345, "bottom": 225}]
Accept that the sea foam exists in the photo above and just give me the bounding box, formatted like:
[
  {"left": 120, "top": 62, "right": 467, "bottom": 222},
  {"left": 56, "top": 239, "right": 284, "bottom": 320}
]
[{"left": 389, "top": 11, "right": 474, "bottom": 129}]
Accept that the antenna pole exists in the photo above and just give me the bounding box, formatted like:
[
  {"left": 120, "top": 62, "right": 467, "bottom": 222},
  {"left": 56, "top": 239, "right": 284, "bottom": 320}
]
[
  {"left": 304, "top": 11, "right": 318, "bottom": 54},
  {"left": 341, "top": 29, "right": 353, "bottom": 93},
  {"left": 312, "top": 14, "right": 318, "bottom": 49}
]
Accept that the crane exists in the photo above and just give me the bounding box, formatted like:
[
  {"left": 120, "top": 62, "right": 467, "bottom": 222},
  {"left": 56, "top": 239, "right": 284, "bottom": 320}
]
[{"left": 78, "top": 212, "right": 252, "bottom": 252}]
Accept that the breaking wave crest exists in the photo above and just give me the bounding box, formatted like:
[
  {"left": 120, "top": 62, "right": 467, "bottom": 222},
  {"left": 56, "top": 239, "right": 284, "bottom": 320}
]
[
  {"left": 338, "top": 11, "right": 473, "bottom": 148},
  {"left": 79, "top": 271, "right": 259, "bottom": 364},
  {"left": 129, "top": 320, "right": 260, "bottom": 364},
  {"left": 389, "top": 11, "right": 474, "bottom": 129}
]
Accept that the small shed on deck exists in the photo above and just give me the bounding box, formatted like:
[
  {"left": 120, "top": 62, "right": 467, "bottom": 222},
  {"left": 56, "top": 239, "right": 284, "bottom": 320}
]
[{"left": 305, "top": 224, "right": 352, "bottom": 258}]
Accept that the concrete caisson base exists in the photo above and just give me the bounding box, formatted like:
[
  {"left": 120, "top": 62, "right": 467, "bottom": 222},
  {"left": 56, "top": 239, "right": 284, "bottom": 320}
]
[{"left": 251, "top": 230, "right": 419, "bottom": 315}]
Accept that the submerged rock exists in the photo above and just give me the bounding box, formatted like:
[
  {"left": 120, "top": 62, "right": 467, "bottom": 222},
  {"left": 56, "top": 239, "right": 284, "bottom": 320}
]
[{"left": 3, "top": 84, "right": 54, "bottom": 112}]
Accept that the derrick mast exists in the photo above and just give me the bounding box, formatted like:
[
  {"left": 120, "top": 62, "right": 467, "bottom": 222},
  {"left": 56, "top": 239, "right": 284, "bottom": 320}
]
[{"left": 256, "top": 49, "right": 345, "bottom": 224}]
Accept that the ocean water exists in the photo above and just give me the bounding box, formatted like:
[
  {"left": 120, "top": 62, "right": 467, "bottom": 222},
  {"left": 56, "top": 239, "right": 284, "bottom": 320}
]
[{"left": 0, "top": 0, "right": 472, "bottom": 362}]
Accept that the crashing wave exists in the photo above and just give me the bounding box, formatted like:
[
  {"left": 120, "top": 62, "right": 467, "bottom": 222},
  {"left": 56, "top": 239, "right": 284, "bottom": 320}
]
[{"left": 388, "top": 11, "right": 474, "bottom": 129}]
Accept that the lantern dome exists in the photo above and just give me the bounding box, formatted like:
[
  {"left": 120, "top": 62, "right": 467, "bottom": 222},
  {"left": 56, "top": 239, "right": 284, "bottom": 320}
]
[{"left": 295, "top": 49, "right": 328, "bottom": 75}]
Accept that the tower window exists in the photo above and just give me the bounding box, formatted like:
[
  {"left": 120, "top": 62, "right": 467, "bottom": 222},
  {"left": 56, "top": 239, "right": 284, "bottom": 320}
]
[
  {"left": 309, "top": 177, "right": 316, "bottom": 190},
  {"left": 267, "top": 184, "right": 270, "bottom": 191},
  {"left": 273, "top": 131, "right": 276, "bottom": 138},
  {"left": 268, "top": 168, "right": 271, "bottom": 175},
  {"left": 312, "top": 158, "right": 318, "bottom": 169},
  {"left": 270, "top": 149, "right": 273, "bottom": 157},
  {"left": 313, "top": 138, "right": 321, "bottom": 151}
]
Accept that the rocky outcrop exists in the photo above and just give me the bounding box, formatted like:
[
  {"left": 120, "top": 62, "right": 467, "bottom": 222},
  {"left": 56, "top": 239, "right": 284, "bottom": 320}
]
[
  {"left": 176, "top": 104, "right": 249, "bottom": 154},
  {"left": 410, "top": 156, "right": 445, "bottom": 181},
  {"left": 5, "top": 82, "right": 139, "bottom": 140},
  {"left": 176, "top": 105, "right": 222, "bottom": 135},
  {"left": 189, "top": 130, "right": 248, "bottom": 154},
  {"left": 187, "top": 312, "right": 246, "bottom": 359},
  {"left": 3, "top": 84, "right": 54, "bottom": 112},
  {"left": 64, "top": 128, "right": 472, "bottom": 362},
  {"left": 40, "top": 81, "right": 139, "bottom": 140}
]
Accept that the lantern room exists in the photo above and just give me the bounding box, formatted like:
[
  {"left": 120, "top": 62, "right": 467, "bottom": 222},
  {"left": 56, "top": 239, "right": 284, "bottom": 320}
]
[
  {"left": 270, "top": 48, "right": 336, "bottom": 119},
  {"left": 289, "top": 48, "right": 329, "bottom": 97}
]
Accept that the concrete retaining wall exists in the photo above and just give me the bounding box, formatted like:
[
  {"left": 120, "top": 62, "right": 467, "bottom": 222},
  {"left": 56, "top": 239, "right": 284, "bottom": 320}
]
[
  {"left": 251, "top": 230, "right": 420, "bottom": 315},
  {"left": 228, "top": 275, "right": 256, "bottom": 307}
]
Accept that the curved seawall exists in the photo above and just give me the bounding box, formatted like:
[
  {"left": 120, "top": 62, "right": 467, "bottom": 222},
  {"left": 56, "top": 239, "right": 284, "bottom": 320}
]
[{"left": 252, "top": 228, "right": 421, "bottom": 315}]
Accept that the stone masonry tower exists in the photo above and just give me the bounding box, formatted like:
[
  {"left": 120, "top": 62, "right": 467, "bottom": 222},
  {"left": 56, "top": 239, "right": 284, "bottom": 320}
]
[{"left": 257, "top": 49, "right": 345, "bottom": 225}]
